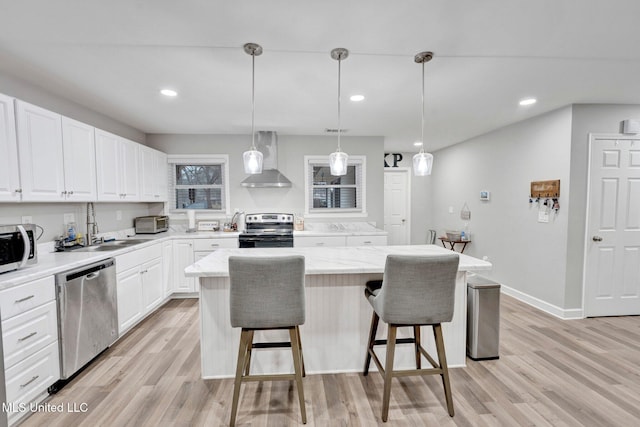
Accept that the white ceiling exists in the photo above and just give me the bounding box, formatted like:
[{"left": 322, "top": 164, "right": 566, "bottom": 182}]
[{"left": 1, "top": 0, "right": 640, "bottom": 152}]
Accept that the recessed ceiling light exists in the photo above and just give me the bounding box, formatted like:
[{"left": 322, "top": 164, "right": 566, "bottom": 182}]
[
  {"left": 160, "top": 89, "right": 178, "bottom": 97},
  {"left": 413, "top": 141, "right": 423, "bottom": 147},
  {"left": 519, "top": 97, "right": 536, "bottom": 106},
  {"left": 350, "top": 94, "right": 365, "bottom": 102}
]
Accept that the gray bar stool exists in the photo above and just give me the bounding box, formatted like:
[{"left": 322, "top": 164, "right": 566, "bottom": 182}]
[
  {"left": 363, "top": 254, "right": 459, "bottom": 422},
  {"left": 228, "top": 255, "right": 306, "bottom": 426}
]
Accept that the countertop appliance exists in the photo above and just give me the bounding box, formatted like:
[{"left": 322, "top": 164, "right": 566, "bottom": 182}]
[
  {"left": 0, "top": 320, "right": 7, "bottom": 427},
  {"left": 134, "top": 215, "right": 169, "bottom": 234},
  {"left": 0, "top": 224, "right": 37, "bottom": 274},
  {"left": 55, "top": 258, "right": 118, "bottom": 380},
  {"left": 239, "top": 213, "right": 294, "bottom": 248}
]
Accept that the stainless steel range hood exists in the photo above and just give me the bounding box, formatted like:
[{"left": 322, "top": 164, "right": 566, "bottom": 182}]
[{"left": 241, "top": 131, "right": 292, "bottom": 188}]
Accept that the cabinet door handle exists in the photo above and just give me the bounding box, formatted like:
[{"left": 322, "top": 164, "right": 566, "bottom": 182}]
[
  {"left": 20, "top": 375, "right": 39, "bottom": 388},
  {"left": 18, "top": 331, "right": 37, "bottom": 342},
  {"left": 68, "top": 190, "right": 74, "bottom": 195},
  {"left": 592, "top": 236, "right": 603, "bottom": 242},
  {"left": 61, "top": 191, "right": 67, "bottom": 196},
  {"left": 316, "top": 242, "right": 325, "bottom": 246},
  {"left": 15, "top": 188, "right": 22, "bottom": 193},
  {"left": 363, "top": 241, "right": 372, "bottom": 244},
  {"left": 15, "top": 294, "right": 35, "bottom": 303},
  {"left": 210, "top": 243, "right": 219, "bottom": 247}
]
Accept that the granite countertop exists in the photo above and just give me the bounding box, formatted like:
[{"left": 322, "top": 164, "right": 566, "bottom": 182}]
[{"left": 185, "top": 244, "right": 491, "bottom": 278}]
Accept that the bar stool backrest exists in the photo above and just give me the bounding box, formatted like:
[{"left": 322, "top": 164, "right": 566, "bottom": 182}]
[
  {"left": 229, "top": 255, "right": 306, "bottom": 329},
  {"left": 373, "top": 254, "right": 459, "bottom": 325}
]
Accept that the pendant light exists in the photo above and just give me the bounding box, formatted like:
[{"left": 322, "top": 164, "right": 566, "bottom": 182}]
[
  {"left": 329, "top": 48, "right": 349, "bottom": 176},
  {"left": 243, "top": 43, "right": 264, "bottom": 174},
  {"left": 413, "top": 51, "right": 434, "bottom": 176}
]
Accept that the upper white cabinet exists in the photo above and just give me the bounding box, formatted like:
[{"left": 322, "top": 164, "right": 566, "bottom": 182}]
[
  {"left": 140, "top": 144, "right": 168, "bottom": 202},
  {"left": 15, "top": 100, "right": 65, "bottom": 201},
  {"left": 61, "top": 117, "right": 97, "bottom": 201},
  {"left": 95, "top": 130, "right": 140, "bottom": 201},
  {"left": 0, "top": 94, "right": 21, "bottom": 201}
]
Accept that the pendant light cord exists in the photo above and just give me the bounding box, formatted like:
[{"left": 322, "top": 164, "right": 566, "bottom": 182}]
[
  {"left": 420, "top": 60, "right": 425, "bottom": 155},
  {"left": 251, "top": 51, "right": 256, "bottom": 150},
  {"left": 337, "top": 55, "right": 342, "bottom": 152}
]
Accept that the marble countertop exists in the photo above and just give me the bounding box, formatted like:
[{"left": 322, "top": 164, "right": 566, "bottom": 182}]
[{"left": 185, "top": 244, "right": 492, "bottom": 278}]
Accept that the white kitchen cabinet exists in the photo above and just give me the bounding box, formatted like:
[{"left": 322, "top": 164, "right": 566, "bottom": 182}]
[
  {"left": 116, "top": 243, "right": 164, "bottom": 334},
  {"left": 142, "top": 257, "right": 163, "bottom": 312},
  {"left": 162, "top": 240, "right": 174, "bottom": 297},
  {"left": 116, "top": 266, "right": 144, "bottom": 334},
  {"left": 15, "top": 100, "right": 65, "bottom": 201},
  {"left": 0, "top": 93, "right": 21, "bottom": 201},
  {"left": 140, "top": 145, "right": 168, "bottom": 202},
  {"left": 0, "top": 275, "right": 59, "bottom": 425},
  {"left": 173, "top": 240, "right": 195, "bottom": 292},
  {"left": 61, "top": 117, "right": 97, "bottom": 201},
  {"left": 95, "top": 129, "right": 140, "bottom": 201},
  {"left": 294, "top": 235, "right": 346, "bottom": 247},
  {"left": 346, "top": 235, "right": 388, "bottom": 246}
]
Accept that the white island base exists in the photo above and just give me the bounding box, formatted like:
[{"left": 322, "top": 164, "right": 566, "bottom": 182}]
[{"left": 188, "top": 245, "right": 491, "bottom": 379}]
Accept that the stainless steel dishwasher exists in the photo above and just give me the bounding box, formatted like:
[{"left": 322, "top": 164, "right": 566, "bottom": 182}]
[{"left": 55, "top": 258, "right": 118, "bottom": 379}]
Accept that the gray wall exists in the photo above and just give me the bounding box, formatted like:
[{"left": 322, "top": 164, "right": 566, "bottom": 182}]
[
  {"left": 0, "top": 203, "right": 156, "bottom": 243},
  {"left": 0, "top": 71, "right": 145, "bottom": 143},
  {"left": 147, "top": 134, "right": 385, "bottom": 227},
  {"left": 564, "top": 104, "right": 640, "bottom": 308},
  {"left": 431, "top": 107, "right": 573, "bottom": 308}
]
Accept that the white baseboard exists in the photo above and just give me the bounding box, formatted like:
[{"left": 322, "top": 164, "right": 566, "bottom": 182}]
[{"left": 500, "top": 285, "right": 584, "bottom": 320}]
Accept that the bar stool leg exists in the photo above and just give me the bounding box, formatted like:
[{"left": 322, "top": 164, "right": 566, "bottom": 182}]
[
  {"left": 243, "top": 330, "right": 254, "bottom": 376},
  {"left": 433, "top": 324, "right": 454, "bottom": 417},
  {"left": 413, "top": 325, "right": 421, "bottom": 369},
  {"left": 295, "top": 326, "right": 306, "bottom": 377},
  {"left": 230, "top": 329, "right": 251, "bottom": 427},
  {"left": 381, "top": 325, "right": 397, "bottom": 422},
  {"left": 289, "top": 327, "right": 307, "bottom": 424},
  {"left": 363, "top": 312, "right": 380, "bottom": 376}
]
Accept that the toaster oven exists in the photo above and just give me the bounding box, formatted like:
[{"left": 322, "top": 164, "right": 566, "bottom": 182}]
[{"left": 134, "top": 216, "right": 169, "bottom": 234}]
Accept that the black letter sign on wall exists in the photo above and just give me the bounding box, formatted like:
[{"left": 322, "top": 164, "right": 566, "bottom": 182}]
[{"left": 384, "top": 153, "right": 404, "bottom": 167}]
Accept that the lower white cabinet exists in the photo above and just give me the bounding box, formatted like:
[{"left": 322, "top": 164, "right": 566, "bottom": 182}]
[
  {"left": 294, "top": 235, "right": 346, "bottom": 247},
  {"left": 115, "top": 243, "right": 164, "bottom": 334},
  {"left": 173, "top": 240, "right": 195, "bottom": 292},
  {"left": 346, "top": 235, "right": 387, "bottom": 246},
  {"left": 0, "top": 275, "right": 59, "bottom": 425}
]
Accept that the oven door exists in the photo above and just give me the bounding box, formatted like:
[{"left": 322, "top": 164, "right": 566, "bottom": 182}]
[{"left": 239, "top": 234, "right": 294, "bottom": 248}]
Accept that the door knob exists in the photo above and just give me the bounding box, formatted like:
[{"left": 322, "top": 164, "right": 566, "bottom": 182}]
[{"left": 592, "top": 236, "right": 603, "bottom": 242}]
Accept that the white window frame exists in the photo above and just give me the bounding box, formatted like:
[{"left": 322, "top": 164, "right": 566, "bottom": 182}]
[
  {"left": 167, "top": 154, "right": 231, "bottom": 218},
  {"left": 304, "top": 155, "right": 367, "bottom": 218}
]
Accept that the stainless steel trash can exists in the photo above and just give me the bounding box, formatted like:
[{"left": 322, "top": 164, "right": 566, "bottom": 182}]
[{"left": 467, "top": 275, "right": 500, "bottom": 360}]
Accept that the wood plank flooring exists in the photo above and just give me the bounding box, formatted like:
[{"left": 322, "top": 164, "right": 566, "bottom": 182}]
[{"left": 19, "top": 296, "right": 640, "bottom": 426}]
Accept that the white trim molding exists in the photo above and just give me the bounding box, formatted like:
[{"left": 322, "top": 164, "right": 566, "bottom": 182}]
[{"left": 501, "top": 284, "right": 584, "bottom": 320}]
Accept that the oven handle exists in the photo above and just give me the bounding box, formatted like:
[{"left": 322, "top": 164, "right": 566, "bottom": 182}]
[{"left": 17, "top": 225, "right": 30, "bottom": 268}]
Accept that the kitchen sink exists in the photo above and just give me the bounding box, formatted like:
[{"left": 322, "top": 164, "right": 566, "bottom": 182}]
[{"left": 74, "top": 239, "right": 151, "bottom": 252}]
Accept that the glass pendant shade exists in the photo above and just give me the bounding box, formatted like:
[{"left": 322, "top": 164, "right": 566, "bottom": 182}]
[
  {"left": 243, "top": 149, "right": 263, "bottom": 174},
  {"left": 329, "top": 150, "right": 348, "bottom": 176},
  {"left": 413, "top": 151, "right": 433, "bottom": 176}
]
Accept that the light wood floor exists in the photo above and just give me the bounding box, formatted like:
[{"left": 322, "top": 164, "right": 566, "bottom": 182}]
[{"left": 20, "top": 296, "right": 640, "bottom": 426}]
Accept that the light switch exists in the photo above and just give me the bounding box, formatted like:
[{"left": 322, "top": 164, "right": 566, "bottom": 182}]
[
  {"left": 448, "top": 206, "right": 454, "bottom": 214},
  {"left": 538, "top": 209, "right": 549, "bottom": 223},
  {"left": 21, "top": 216, "right": 33, "bottom": 224},
  {"left": 116, "top": 210, "right": 122, "bottom": 221},
  {"left": 64, "top": 213, "right": 75, "bottom": 224}
]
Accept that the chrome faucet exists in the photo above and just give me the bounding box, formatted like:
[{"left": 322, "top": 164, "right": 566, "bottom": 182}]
[{"left": 86, "top": 202, "right": 100, "bottom": 246}]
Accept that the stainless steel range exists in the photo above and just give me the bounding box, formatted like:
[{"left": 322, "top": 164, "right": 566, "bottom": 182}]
[{"left": 239, "top": 213, "right": 294, "bottom": 248}]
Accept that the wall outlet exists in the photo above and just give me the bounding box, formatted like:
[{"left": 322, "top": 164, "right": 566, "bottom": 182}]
[
  {"left": 116, "top": 210, "right": 122, "bottom": 221},
  {"left": 448, "top": 206, "right": 454, "bottom": 214},
  {"left": 63, "top": 213, "right": 75, "bottom": 224},
  {"left": 21, "top": 216, "right": 33, "bottom": 224}
]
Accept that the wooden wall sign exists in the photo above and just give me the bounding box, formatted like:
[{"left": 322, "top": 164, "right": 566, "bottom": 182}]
[{"left": 530, "top": 179, "right": 560, "bottom": 198}]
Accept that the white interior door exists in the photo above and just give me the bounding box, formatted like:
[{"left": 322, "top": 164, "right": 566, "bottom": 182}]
[
  {"left": 585, "top": 135, "right": 640, "bottom": 316},
  {"left": 384, "top": 169, "right": 410, "bottom": 245}
]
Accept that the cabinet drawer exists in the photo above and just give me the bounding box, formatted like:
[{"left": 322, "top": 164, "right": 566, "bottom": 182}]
[
  {"left": 294, "top": 236, "right": 346, "bottom": 247},
  {"left": 5, "top": 341, "right": 60, "bottom": 407},
  {"left": 346, "top": 235, "right": 388, "bottom": 246},
  {"left": 192, "top": 238, "right": 237, "bottom": 251},
  {"left": 0, "top": 276, "right": 55, "bottom": 319},
  {"left": 116, "top": 242, "right": 162, "bottom": 272},
  {"left": 2, "top": 300, "right": 58, "bottom": 369}
]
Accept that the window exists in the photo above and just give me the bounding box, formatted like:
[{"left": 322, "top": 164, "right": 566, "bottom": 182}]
[
  {"left": 168, "top": 155, "right": 229, "bottom": 213},
  {"left": 305, "top": 155, "right": 366, "bottom": 216}
]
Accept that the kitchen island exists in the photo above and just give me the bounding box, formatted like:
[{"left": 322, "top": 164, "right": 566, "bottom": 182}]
[{"left": 185, "top": 245, "right": 491, "bottom": 378}]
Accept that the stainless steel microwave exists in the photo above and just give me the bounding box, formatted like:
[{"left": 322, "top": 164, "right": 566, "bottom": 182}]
[
  {"left": 0, "top": 224, "right": 37, "bottom": 274},
  {"left": 134, "top": 215, "right": 169, "bottom": 234}
]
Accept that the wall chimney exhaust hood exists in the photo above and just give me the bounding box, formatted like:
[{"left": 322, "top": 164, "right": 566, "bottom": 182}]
[{"left": 240, "top": 131, "right": 292, "bottom": 188}]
